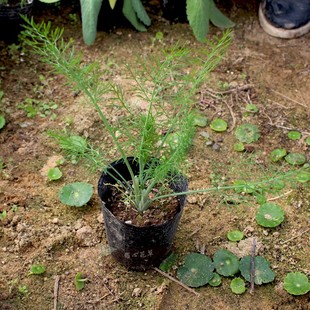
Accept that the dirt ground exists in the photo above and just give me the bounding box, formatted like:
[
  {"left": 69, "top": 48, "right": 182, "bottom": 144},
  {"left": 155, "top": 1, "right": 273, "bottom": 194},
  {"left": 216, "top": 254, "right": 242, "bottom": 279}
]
[{"left": 0, "top": 1, "right": 309, "bottom": 309}]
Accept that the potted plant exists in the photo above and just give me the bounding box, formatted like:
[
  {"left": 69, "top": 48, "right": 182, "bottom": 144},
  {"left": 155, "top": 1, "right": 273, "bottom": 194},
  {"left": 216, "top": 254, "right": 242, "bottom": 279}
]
[
  {"left": 20, "top": 18, "right": 308, "bottom": 270},
  {"left": 0, "top": 0, "right": 33, "bottom": 41}
]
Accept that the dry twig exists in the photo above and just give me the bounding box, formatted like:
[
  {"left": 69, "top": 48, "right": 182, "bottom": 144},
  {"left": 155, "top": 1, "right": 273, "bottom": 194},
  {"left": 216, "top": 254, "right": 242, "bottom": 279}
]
[
  {"left": 281, "top": 228, "right": 310, "bottom": 245},
  {"left": 224, "top": 95, "right": 236, "bottom": 132},
  {"left": 153, "top": 267, "right": 200, "bottom": 296},
  {"left": 250, "top": 238, "right": 256, "bottom": 294},
  {"left": 269, "top": 88, "right": 308, "bottom": 109},
  {"left": 267, "top": 190, "right": 293, "bottom": 201},
  {"left": 53, "top": 275, "right": 60, "bottom": 310}
]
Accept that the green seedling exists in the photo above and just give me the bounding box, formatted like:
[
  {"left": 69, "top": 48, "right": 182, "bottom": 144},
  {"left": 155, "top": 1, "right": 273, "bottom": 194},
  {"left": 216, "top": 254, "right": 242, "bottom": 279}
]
[
  {"left": 245, "top": 104, "right": 259, "bottom": 114},
  {"left": 18, "top": 98, "right": 58, "bottom": 119},
  {"left": 283, "top": 272, "right": 310, "bottom": 296},
  {"left": 177, "top": 253, "right": 214, "bottom": 288},
  {"left": 151, "top": 31, "right": 164, "bottom": 47},
  {"left": 287, "top": 131, "right": 301, "bottom": 140},
  {"left": 59, "top": 182, "right": 93, "bottom": 207},
  {"left": 306, "top": 137, "right": 310, "bottom": 146},
  {"left": 18, "top": 285, "right": 29, "bottom": 295},
  {"left": 234, "top": 142, "right": 245, "bottom": 152},
  {"left": 209, "top": 273, "right": 222, "bottom": 287},
  {"left": 29, "top": 264, "right": 46, "bottom": 275},
  {"left": 0, "top": 210, "right": 7, "bottom": 221},
  {"left": 230, "top": 277, "right": 246, "bottom": 294},
  {"left": 285, "top": 153, "right": 306, "bottom": 166},
  {"left": 227, "top": 230, "right": 244, "bottom": 242},
  {"left": 235, "top": 123, "right": 260, "bottom": 144},
  {"left": 239, "top": 256, "right": 275, "bottom": 285},
  {"left": 74, "top": 272, "right": 88, "bottom": 291},
  {"left": 210, "top": 118, "right": 227, "bottom": 132},
  {"left": 255, "top": 203, "right": 284, "bottom": 228},
  {"left": 159, "top": 252, "right": 178, "bottom": 272},
  {"left": 270, "top": 148, "right": 287, "bottom": 162},
  {"left": 0, "top": 115, "right": 5, "bottom": 129},
  {"left": 47, "top": 167, "right": 62, "bottom": 181},
  {"left": 213, "top": 249, "right": 239, "bottom": 277}
]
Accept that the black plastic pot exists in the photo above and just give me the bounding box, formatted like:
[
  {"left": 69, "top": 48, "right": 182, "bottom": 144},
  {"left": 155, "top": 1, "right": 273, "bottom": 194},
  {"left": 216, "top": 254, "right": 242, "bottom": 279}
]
[
  {"left": 0, "top": 0, "right": 33, "bottom": 42},
  {"left": 98, "top": 157, "right": 188, "bottom": 271}
]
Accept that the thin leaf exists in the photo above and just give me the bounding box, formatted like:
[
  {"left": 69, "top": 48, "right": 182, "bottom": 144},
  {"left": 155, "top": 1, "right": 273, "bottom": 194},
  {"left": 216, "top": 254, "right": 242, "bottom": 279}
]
[
  {"left": 131, "top": 0, "right": 151, "bottom": 26},
  {"left": 80, "top": 0, "right": 103, "bottom": 45},
  {"left": 187, "top": 0, "right": 211, "bottom": 42},
  {"left": 210, "top": 0, "right": 235, "bottom": 28},
  {"left": 123, "top": 0, "right": 147, "bottom": 31}
]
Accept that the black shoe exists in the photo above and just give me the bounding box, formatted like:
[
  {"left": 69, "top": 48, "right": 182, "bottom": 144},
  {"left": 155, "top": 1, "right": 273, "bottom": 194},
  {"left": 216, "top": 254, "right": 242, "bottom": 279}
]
[{"left": 259, "top": 0, "right": 310, "bottom": 38}]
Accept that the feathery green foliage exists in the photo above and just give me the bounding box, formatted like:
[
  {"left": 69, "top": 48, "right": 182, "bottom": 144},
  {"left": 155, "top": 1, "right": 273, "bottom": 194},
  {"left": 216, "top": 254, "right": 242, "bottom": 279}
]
[{"left": 21, "top": 18, "right": 231, "bottom": 212}]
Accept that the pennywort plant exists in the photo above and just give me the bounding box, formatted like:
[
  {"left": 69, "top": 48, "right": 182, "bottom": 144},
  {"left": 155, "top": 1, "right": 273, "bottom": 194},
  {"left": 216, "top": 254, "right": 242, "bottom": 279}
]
[{"left": 21, "top": 18, "right": 309, "bottom": 214}]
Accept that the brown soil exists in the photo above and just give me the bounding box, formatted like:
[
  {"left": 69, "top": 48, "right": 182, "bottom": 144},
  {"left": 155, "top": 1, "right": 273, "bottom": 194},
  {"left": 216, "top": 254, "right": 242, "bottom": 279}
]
[{"left": 0, "top": 1, "right": 309, "bottom": 309}]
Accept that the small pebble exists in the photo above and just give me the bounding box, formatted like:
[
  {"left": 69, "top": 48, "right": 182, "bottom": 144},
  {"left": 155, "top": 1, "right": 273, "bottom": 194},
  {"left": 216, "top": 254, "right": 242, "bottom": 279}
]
[
  {"left": 206, "top": 140, "right": 213, "bottom": 146},
  {"left": 212, "top": 143, "right": 221, "bottom": 151},
  {"left": 132, "top": 287, "right": 142, "bottom": 297},
  {"left": 52, "top": 218, "right": 59, "bottom": 224},
  {"left": 200, "top": 131, "right": 210, "bottom": 139}
]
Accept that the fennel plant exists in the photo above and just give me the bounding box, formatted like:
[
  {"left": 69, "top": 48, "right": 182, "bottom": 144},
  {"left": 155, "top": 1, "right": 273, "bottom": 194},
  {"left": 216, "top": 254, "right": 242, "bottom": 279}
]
[{"left": 21, "top": 18, "right": 309, "bottom": 213}]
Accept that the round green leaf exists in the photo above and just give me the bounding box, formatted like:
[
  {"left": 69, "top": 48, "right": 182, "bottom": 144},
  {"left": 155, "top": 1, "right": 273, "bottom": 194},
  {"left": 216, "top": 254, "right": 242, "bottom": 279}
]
[
  {"left": 0, "top": 115, "right": 5, "bottom": 130},
  {"left": 29, "top": 264, "right": 46, "bottom": 275},
  {"left": 287, "top": 131, "right": 301, "bottom": 140},
  {"left": 245, "top": 104, "right": 259, "bottom": 113},
  {"left": 234, "top": 142, "right": 245, "bottom": 152},
  {"left": 192, "top": 112, "right": 208, "bottom": 127},
  {"left": 235, "top": 123, "right": 260, "bottom": 144},
  {"left": 59, "top": 182, "right": 93, "bottom": 207},
  {"left": 295, "top": 170, "right": 310, "bottom": 183},
  {"left": 270, "top": 148, "right": 287, "bottom": 162},
  {"left": 255, "top": 203, "right": 285, "bottom": 228},
  {"left": 177, "top": 253, "right": 214, "bottom": 288},
  {"left": 284, "top": 272, "right": 310, "bottom": 296},
  {"left": 285, "top": 153, "right": 306, "bottom": 166},
  {"left": 240, "top": 256, "right": 275, "bottom": 285},
  {"left": 210, "top": 119, "right": 228, "bottom": 132},
  {"left": 230, "top": 278, "right": 246, "bottom": 294},
  {"left": 213, "top": 249, "right": 239, "bottom": 277},
  {"left": 306, "top": 137, "right": 310, "bottom": 146},
  {"left": 209, "top": 273, "right": 222, "bottom": 287},
  {"left": 227, "top": 230, "right": 244, "bottom": 242},
  {"left": 47, "top": 167, "right": 62, "bottom": 181}
]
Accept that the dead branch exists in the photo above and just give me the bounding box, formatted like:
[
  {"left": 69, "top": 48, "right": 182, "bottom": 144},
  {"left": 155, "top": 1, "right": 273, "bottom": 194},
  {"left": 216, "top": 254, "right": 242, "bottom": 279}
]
[
  {"left": 250, "top": 238, "right": 256, "bottom": 294},
  {"left": 53, "top": 275, "right": 60, "bottom": 310},
  {"left": 153, "top": 267, "right": 200, "bottom": 296}
]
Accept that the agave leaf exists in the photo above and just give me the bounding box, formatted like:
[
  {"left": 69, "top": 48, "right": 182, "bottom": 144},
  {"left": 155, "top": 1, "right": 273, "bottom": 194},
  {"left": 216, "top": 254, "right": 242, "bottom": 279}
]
[
  {"left": 210, "top": 0, "right": 235, "bottom": 28},
  {"left": 80, "top": 0, "right": 103, "bottom": 45},
  {"left": 186, "top": 0, "right": 211, "bottom": 42},
  {"left": 131, "top": 0, "right": 151, "bottom": 26},
  {"left": 123, "top": 0, "right": 147, "bottom": 32}
]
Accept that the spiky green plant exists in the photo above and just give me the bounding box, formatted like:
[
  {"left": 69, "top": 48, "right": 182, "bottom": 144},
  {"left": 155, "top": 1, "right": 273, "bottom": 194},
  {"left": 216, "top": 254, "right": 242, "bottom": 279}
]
[{"left": 21, "top": 18, "right": 309, "bottom": 213}]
